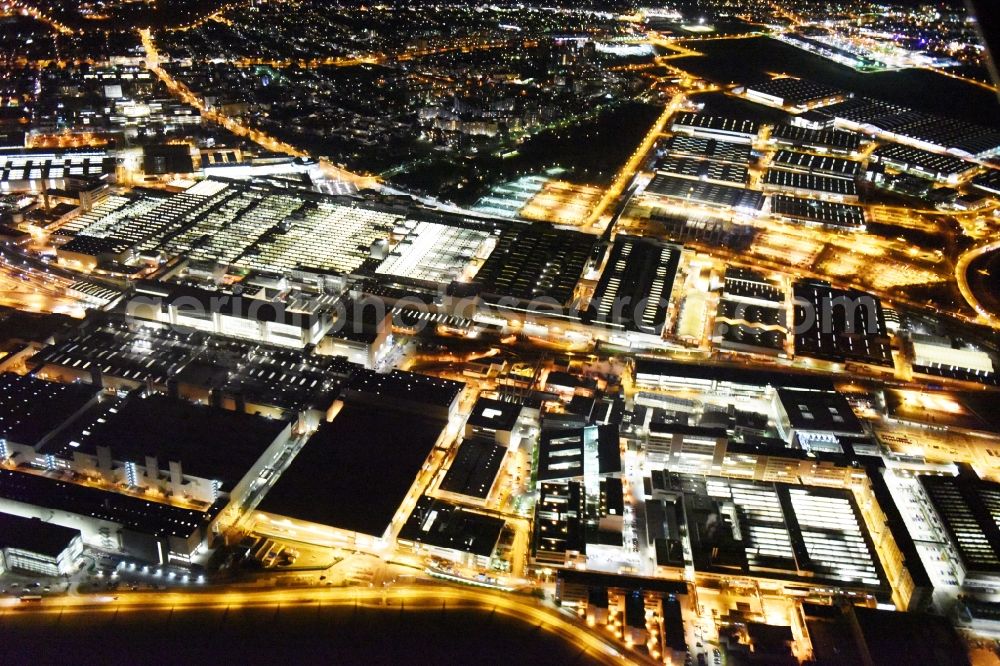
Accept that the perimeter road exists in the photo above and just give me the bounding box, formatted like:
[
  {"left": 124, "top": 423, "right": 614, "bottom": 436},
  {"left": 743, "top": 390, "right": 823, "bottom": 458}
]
[
  {"left": 2, "top": 585, "right": 652, "bottom": 665},
  {"left": 955, "top": 239, "right": 1000, "bottom": 329}
]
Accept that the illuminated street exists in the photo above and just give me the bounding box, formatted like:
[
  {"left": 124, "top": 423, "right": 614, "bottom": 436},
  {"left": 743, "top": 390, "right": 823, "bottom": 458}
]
[{"left": 1, "top": 584, "right": 639, "bottom": 665}]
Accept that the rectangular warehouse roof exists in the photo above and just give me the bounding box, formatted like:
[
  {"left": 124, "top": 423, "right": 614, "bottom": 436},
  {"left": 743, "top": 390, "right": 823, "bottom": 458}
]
[
  {"left": 769, "top": 195, "right": 865, "bottom": 229},
  {"left": 59, "top": 393, "right": 290, "bottom": 490},
  {"left": 663, "top": 134, "right": 752, "bottom": 164},
  {"left": 745, "top": 78, "right": 844, "bottom": 106},
  {"left": 587, "top": 235, "right": 682, "bottom": 334},
  {"left": 472, "top": 222, "right": 595, "bottom": 306},
  {"left": 769, "top": 124, "right": 862, "bottom": 153},
  {"left": 644, "top": 174, "right": 765, "bottom": 211},
  {"left": 763, "top": 169, "right": 858, "bottom": 197},
  {"left": 792, "top": 280, "right": 892, "bottom": 366},
  {"left": 398, "top": 495, "right": 505, "bottom": 557},
  {"left": 0, "top": 468, "right": 221, "bottom": 539},
  {"left": 685, "top": 475, "right": 889, "bottom": 594},
  {"left": 671, "top": 113, "right": 759, "bottom": 140},
  {"left": 0, "top": 511, "right": 81, "bottom": 558},
  {"left": 439, "top": 437, "right": 507, "bottom": 500},
  {"left": 920, "top": 470, "right": 1000, "bottom": 576},
  {"left": 0, "top": 373, "right": 101, "bottom": 448},
  {"left": 257, "top": 403, "right": 446, "bottom": 538},
  {"left": 771, "top": 150, "right": 860, "bottom": 179}
]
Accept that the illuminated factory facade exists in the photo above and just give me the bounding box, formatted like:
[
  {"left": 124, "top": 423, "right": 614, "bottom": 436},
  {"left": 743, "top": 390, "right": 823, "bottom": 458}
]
[{"left": 0, "top": 373, "right": 293, "bottom": 564}]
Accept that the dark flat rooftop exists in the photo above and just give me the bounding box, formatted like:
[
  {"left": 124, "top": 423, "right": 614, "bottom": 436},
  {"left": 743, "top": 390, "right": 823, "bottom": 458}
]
[
  {"left": 853, "top": 606, "right": 969, "bottom": 666},
  {"left": 972, "top": 169, "right": 1000, "bottom": 194},
  {"left": 792, "top": 280, "right": 892, "bottom": 366},
  {"left": 656, "top": 155, "right": 748, "bottom": 184},
  {"left": 0, "top": 373, "right": 100, "bottom": 448},
  {"left": 722, "top": 267, "right": 784, "bottom": 303},
  {"left": 466, "top": 397, "right": 521, "bottom": 432},
  {"left": 37, "top": 392, "right": 127, "bottom": 459},
  {"left": 0, "top": 468, "right": 220, "bottom": 539},
  {"left": 634, "top": 357, "right": 836, "bottom": 391},
  {"left": 439, "top": 437, "right": 507, "bottom": 500},
  {"left": 257, "top": 403, "right": 446, "bottom": 537},
  {"left": 30, "top": 317, "right": 205, "bottom": 387},
  {"left": 772, "top": 150, "right": 860, "bottom": 178},
  {"left": 398, "top": 495, "right": 505, "bottom": 557},
  {"left": 770, "top": 194, "right": 865, "bottom": 229},
  {"left": 345, "top": 368, "right": 463, "bottom": 411},
  {"left": 596, "top": 424, "right": 622, "bottom": 475},
  {"left": 0, "top": 511, "right": 81, "bottom": 557},
  {"left": 556, "top": 568, "right": 688, "bottom": 595},
  {"left": 776, "top": 388, "right": 864, "bottom": 434},
  {"left": 60, "top": 235, "right": 132, "bottom": 257},
  {"left": 672, "top": 113, "right": 759, "bottom": 136},
  {"left": 664, "top": 134, "right": 752, "bottom": 164},
  {"left": 763, "top": 168, "right": 858, "bottom": 196},
  {"left": 61, "top": 393, "right": 290, "bottom": 489},
  {"left": 533, "top": 480, "right": 585, "bottom": 560},
  {"left": 0, "top": 308, "right": 77, "bottom": 344},
  {"left": 872, "top": 143, "right": 975, "bottom": 176}
]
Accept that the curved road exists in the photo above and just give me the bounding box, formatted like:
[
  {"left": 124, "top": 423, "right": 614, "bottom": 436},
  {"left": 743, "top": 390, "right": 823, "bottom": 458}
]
[
  {"left": 956, "top": 240, "right": 1000, "bottom": 329},
  {"left": 2, "top": 584, "right": 651, "bottom": 665}
]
